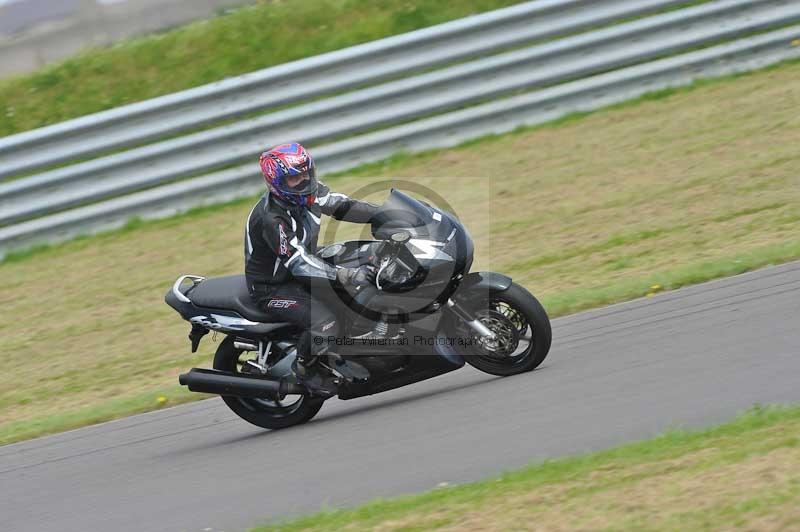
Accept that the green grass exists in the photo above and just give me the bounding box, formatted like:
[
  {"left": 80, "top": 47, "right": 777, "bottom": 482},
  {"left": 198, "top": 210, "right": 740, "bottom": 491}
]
[
  {"left": 1, "top": 57, "right": 799, "bottom": 445},
  {"left": 0, "top": 0, "right": 526, "bottom": 137},
  {"left": 1, "top": 241, "right": 798, "bottom": 446},
  {"left": 0, "top": 0, "right": 723, "bottom": 141},
  {"left": 0, "top": 385, "right": 199, "bottom": 446},
  {"left": 540, "top": 238, "right": 800, "bottom": 317},
  {"left": 252, "top": 405, "right": 800, "bottom": 531}
]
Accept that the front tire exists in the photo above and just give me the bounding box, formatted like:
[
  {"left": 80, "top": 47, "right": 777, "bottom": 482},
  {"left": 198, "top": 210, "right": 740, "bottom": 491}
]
[
  {"left": 458, "top": 282, "right": 552, "bottom": 376},
  {"left": 213, "top": 336, "right": 325, "bottom": 430}
]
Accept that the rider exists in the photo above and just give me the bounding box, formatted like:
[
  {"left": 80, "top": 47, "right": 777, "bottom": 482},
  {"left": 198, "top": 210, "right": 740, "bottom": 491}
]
[{"left": 245, "top": 142, "right": 379, "bottom": 388}]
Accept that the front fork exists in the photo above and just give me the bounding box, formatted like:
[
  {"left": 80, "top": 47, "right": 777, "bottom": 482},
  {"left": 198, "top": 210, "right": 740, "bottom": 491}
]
[{"left": 446, "top": 298, "right": 496, "bottom": 340}]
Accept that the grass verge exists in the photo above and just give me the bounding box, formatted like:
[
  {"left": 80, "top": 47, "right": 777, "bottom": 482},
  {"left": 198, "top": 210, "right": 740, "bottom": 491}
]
[
  {"left": 1, "top": 241, "right": 798, "bottom": 447},
  {"left": 1, "top": 58, "right": 799, "bottom": 445},
  {"left": 252, "top": 405, "right": 800, "bottom": 531},
  {"left": 0, "top": 385, "right": 199, "bottom": 446},
  {"left": 0, "top": 0, "right": 525, "bottom": 137}
]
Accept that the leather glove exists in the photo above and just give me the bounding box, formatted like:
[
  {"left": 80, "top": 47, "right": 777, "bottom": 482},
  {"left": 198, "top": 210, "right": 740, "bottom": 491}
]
[{"left": 336, "top": 265, "right": 376, "bottom": 287}]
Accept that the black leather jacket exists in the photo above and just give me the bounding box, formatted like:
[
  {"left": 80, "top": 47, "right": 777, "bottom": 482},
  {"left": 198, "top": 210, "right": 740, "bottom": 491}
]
[{"left": 244, "top": 182, "right": 379, "bottom": 295}]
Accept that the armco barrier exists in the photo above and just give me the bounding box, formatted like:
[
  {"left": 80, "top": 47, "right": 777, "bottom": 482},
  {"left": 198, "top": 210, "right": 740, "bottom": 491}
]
[
  {"left": 2, "top": 0, "right": 797, "bottom": 227},
  {"left": 0, "top": 1, "right": 799, "bottom": 257},
  {"left": 0, "top": 0, "right": 688, "bottom": 179}
]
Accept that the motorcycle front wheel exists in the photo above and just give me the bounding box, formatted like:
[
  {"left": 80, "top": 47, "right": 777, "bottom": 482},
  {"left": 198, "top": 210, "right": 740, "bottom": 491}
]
[
  {"left": 213, "top": 335, "right": 325, "bottom": 430},
  {"left": 456, "top": 282, "right": 552, "bottom": 376}
]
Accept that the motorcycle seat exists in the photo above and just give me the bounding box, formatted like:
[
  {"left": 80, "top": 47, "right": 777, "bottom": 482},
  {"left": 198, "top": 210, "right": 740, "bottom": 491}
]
[{"left": 185, "top": 275, "right": 290, "bottom": 325}]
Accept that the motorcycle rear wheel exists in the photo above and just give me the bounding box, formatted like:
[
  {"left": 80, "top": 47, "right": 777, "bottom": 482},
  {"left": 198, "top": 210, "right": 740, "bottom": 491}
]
[
  {"left": 459, "top": 282, "right": 552, "bottom": 376},
  {"left": 213, "top": 335, "right": 325, "bottom": 430}
]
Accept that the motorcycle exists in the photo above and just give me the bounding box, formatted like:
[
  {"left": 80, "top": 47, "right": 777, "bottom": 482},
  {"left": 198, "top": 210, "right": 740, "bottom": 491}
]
[{"left": 166, "top": 189, "right": 551, "bottom": 429}]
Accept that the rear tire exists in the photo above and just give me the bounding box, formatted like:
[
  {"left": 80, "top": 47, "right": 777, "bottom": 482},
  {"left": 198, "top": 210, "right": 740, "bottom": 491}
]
[
  {"left": 458, "top": 282, "right": 552, "bottom": 376},
  {"left": 213, "top": 336, "right": 325, "bottom": 430}
]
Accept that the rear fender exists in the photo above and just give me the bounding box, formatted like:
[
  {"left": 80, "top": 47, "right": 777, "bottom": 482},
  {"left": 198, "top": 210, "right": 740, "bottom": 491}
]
[
  {"left": 165, "top": 282, "right": 294, "bottom": 353},
  {"left": 184, "top": 308, "right": 293, "bottom": 336}
]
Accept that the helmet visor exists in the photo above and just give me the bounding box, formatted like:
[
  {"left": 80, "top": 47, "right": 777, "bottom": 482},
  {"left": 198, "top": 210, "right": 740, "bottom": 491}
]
[{"left": 274, "top": 170, "right": 318, "bottom": 197}]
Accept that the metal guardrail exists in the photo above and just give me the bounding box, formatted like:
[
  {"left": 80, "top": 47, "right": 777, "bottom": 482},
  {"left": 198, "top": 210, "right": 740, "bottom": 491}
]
[
  {"left": 0, "top": 0, "right": 799, "bottom": 257},
  {"left": 3, "top": 0, "right": 798, "bottom": 227},
  {"left": 0, "top": 0, "right": 689, "bottom": 179}
]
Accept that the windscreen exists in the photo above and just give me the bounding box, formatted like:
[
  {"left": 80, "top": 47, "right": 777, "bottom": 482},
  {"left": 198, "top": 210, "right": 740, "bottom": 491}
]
[{"left": 371, "top": 189, "right": 458, "bottom": 241}]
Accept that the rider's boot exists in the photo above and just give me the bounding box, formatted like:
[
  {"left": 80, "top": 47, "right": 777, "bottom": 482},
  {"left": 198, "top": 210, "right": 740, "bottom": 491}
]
[
  {"left": 292, "top": 314, "right": 371, "bottom": 393},
  {"left": 291, "top": 330, "right": 361, "bottom": 395},
  {"left": 327, "top": 353, "right": 370, "bottom": 383},
  {"left": 293, "top": 351, "right": 339, "bottom": 396},
  {"left": 293, "top": 329, "right": 370, "bottom": 394},
  {"left": 291, "top": 328, "right": 331, "bottom": 390},
  {"left": 294, "top": 352, "right": 370, "bottom": 389}
]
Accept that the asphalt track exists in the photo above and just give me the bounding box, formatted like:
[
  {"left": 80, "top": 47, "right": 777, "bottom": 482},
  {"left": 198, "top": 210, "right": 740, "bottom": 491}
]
[{"left": 2, "top": 262, "right": 799, "bottom": 532}]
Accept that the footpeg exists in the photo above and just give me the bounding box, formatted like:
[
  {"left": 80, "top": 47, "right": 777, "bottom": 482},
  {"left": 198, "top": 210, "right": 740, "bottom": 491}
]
[{"left": 242, "top": 360, "right": 268, "bottom": 374}]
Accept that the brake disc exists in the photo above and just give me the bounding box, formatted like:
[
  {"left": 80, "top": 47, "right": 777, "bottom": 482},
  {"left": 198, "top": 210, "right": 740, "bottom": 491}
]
[{"left": 474, "top": 309, "right": 520, "bottom": 358}]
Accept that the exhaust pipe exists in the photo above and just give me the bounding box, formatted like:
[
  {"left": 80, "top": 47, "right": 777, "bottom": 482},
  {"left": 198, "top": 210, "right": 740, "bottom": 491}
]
[{"left": 178, "top": 368, "right": 306, "bottom": 398}]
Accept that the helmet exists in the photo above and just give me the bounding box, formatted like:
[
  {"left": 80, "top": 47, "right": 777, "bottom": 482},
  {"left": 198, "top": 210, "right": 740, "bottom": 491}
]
[{"left": 258, "top": 142, "right": 319, "bottom": 206}]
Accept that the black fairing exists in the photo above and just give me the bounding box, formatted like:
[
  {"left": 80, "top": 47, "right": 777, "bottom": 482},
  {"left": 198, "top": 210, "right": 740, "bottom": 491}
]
[{"left": 369, "top": 189, "right": 474, "bottom": 295}]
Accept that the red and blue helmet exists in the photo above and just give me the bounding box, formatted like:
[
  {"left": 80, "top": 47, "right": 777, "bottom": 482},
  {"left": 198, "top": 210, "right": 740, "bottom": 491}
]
[{"left": 258, "top": 142, "right": 318, "bottom": 206}]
